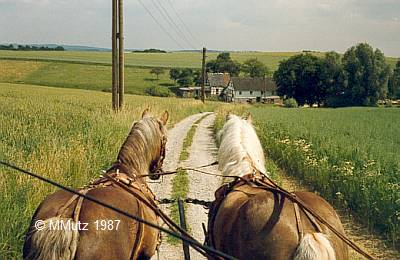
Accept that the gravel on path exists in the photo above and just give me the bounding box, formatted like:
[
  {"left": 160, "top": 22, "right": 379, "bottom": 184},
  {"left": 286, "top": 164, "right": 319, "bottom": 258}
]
[
  {"left": 149, "top": 112, "right": 211, "bottom": 260},
  {"left": 183, "top": 113, "right": 222, "bottom": 260}
]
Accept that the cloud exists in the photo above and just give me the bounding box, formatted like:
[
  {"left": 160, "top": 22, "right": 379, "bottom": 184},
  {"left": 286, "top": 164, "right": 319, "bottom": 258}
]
[{"left": 0, "top": 0, "right": 399, "bottom": 56}]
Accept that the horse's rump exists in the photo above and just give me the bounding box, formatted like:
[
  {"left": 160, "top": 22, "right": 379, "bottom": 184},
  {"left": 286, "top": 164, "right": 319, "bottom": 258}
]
[
  {"left": 24, "top": 180, "right": 159, "bottom": 260},
  {"left": 207, "top": 177, "right": 348, "bottom": 260}
]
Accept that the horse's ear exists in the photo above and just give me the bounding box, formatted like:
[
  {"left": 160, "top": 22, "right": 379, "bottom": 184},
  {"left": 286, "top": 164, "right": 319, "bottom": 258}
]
[
  {"left": 226, "top": 112, "right": 233, "bottom": 121},
  {"left": 142, "top": 108, "right": 151, "bottom": 119},
  {"left": 246, "top": 113, "right": 253, "bottom": 124},
  {"left": 160, "top": 111, "right": 169, "bottom": 125}
]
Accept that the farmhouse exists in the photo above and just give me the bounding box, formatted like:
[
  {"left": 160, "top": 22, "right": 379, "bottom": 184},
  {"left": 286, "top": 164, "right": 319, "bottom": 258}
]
[
  {"left": 223, "top": 77, "right": 279, "bottom": 103},
  {"left": 205, "top": 73, "right": 231, "bottom": 97}
]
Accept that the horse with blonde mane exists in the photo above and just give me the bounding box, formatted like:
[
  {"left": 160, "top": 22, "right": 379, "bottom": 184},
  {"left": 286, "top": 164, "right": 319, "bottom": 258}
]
[
  {"left": 23, "top": 109, "right": 169, "bottom": 260},
  {"left": 207, "top": 114, "right": 348, "bottom": 260}
]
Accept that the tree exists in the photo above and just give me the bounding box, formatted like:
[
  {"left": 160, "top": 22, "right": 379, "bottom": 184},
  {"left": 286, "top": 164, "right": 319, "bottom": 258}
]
[
  {"left": 206, "top": 52, "right": 241, "bottom": 76},
  {"left": 388, "top": 61, "right": 400, "bottom": 99},
  {"left": 274, "top": 54, "right": 324, "bottom": 106},
  {"left": 169, "top": 68, "right": 181, "bottom": 83},
  {"left": 342, "top": 43, "right": 390, "bottom": 106},
  {"left": 242, "top": 58, "right": 269, "bottom": 77},
  {"left": 320, "top": 52, "right": 348, "bottom": 107},
  {"left": 176, "top": 68, "right": 194, "bottom": 87},
  {"left": 150, "top": 67, "right": 165, "bottom": 80}
]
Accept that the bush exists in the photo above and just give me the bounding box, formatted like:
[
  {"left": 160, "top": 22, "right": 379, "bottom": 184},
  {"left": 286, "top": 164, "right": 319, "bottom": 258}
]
[
  {"left": 145, "top": 85, "right": 175, "bottom": 97},
  {"left": 283, "top": 98, "right": 298, "bottom": 108}
]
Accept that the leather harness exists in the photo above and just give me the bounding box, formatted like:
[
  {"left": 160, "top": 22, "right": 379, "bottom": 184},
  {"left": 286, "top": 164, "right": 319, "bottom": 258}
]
[{"left": 206, "top": 172, "right": 323, "bottom": 248}]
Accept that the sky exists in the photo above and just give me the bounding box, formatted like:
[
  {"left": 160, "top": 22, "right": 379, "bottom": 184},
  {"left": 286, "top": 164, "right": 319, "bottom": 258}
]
[{"left": 0, "top": 0, "right": 399, "bottom": 56}]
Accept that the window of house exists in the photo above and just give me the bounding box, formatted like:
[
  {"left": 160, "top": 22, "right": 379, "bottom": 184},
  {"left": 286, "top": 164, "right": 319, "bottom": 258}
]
[
  {"left": 239, "top": 91, "right": 242, "bottom": 95},
  {"left": 261, "top": 91, "right": 264, "bottom": 95},
  {"left": 250, "top": 91, "right": 253, "bottom": 95}
]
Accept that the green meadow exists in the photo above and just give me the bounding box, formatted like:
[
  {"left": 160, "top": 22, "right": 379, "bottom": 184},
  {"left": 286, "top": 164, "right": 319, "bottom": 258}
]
[
  {"left": 0, "top": 60, "right": 174, "bottom": 95},
  {"left": 4, "top": 50, "right": 397, "bottom": 71},
  {"left": 0, "top": 50, "right": 306, "bottom": 70},
  {"left": 250, "top": 107, "right": 400, "bottom": 244}
]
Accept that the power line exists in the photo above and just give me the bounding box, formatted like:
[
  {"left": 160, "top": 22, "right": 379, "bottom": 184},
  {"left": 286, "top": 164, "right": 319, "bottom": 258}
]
[
  {"left": 153, "top": 0, "right": 197, "bottom": 50},
  {"left": 136, "top": 0, "right": 185, "bottom": 49},
  {"left": 165, "top": 0, "right": 198, "bottom": 43}
]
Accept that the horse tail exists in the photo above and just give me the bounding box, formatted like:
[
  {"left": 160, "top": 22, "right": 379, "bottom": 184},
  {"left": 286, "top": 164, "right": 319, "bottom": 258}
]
[
  {"left": 293, "top": 233, "right": 336, "bottom": 260},
  {"left": 23, "top": 217, "right": 79, "bottom": 260}
]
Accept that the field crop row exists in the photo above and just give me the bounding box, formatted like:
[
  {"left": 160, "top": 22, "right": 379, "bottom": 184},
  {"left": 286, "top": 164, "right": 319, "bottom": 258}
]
[
  {"left": 250, "top": 107, "right": 400, "bottom": 245},
  {"left": 0, "top": 83, "right": 229, "bottom": 258}
]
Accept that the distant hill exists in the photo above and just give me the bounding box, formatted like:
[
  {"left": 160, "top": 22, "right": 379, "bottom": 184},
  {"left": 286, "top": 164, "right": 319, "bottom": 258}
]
[{"left": 2, "top": 43, "right": 111, "bottom": 52}]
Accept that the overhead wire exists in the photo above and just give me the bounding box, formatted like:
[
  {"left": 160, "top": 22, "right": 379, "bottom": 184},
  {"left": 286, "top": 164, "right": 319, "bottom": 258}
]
[
  {"left": 153, "top": 0, "right": 197, "bottom": 49},
  {"left": 136, "top": 0, "right": 185, "bottom": 49},
  {"left": 165, "top": 0, "right": 198, "bottom": 43}
]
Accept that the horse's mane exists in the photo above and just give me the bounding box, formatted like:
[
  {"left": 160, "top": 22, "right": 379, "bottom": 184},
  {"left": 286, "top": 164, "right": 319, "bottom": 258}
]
[
  {"left": 218, "top": 114, "right": 267, "bottom": 178},
  {"left": 117, "top": 117, "right": 165, "bottom": 176}
]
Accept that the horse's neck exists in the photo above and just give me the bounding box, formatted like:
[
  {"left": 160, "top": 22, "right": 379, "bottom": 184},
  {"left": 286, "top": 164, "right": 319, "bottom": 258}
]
[{"left": 117, "top": 133, "right": 154, "bottom": 178}]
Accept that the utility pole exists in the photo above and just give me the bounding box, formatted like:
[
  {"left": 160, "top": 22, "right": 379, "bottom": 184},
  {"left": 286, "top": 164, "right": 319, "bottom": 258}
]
[
  {"left": 201, "top": 47, "right": 206, "bottom": 103},
  {"left": 112, "top": 0, "right": 118, "bottom": 110},
  {"left": 118, "top": 0, "right": 124, "bottom": 110},
  {"left": 111, "top": 0, "right": 124, "bottom": 111}
]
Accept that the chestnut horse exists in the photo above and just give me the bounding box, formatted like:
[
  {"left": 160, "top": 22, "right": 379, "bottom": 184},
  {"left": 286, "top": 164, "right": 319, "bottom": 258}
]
[
  {"left": 23, "top": 109, "right": 169, "bottom": 260},
  {"left": 207, "top": 114, "right": 348, "bottom": 260}
]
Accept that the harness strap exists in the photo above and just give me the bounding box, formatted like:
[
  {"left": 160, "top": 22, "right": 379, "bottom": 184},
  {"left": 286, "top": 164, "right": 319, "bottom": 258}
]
[
  {"left": 73, "top": 189, "right": 90, "bottom": 222},
  {"left": 130, "top": 202, "right": 144, "bottom": 260},
  {"left": 303, "top": 207, "right": 323, "bottom": 233},
  {"left": 293, "top": 203, "right": 304, "bottom": 240},
  {"left": 57, "top": 194, "right": 80, "bottom": 217}
]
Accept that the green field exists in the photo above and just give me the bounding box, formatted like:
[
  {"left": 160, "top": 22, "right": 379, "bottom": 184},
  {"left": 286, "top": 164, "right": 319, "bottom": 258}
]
[
  {"left": 0, "top": 83, "right": 235, "bottom": 258},
  {"left": 0, "top": 50, "right": 308, "bottom": 70},
  {"left": 0, "top": 60, "right": 175, "bottom": 95},
  {"left": 250, "top": 107, "right": 400, "bottom": 244}
]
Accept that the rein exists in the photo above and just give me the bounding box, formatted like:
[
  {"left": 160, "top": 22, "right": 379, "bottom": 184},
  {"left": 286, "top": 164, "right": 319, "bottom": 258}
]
[{"left": 103, "top": 172, "right": 235, "bottom": 260}]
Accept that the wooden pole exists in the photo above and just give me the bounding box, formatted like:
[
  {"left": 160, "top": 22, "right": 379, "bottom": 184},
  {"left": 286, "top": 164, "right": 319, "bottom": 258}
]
[
  {"left": 112, "top": 0, "right": 119, "bottom": 110},
  {"left": 118, "top": 0, "right": 124, "bottom": 110},
  {"left": 201, "top": 47, "right": 206, "bottom": 103}
]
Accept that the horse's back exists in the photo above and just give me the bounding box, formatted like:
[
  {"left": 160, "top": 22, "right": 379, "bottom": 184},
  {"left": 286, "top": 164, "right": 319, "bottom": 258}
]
[
  {"left": 24, "top": 186, "right": 158, "bottom": 260},
  {"left": 211, "top": 188, "right": 348, "bottom": 260}
]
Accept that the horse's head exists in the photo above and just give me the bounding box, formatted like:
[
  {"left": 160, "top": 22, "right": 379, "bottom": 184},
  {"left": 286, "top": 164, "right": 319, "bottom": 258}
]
[
  {"left": 116, "top": 109, "right": 169, "bottom": 180},
  {"left": 142, "top": 109, "right": 169, "bottom": 180},
  {"left": 217, "top": 112, "right": 267, "bottom": 178}
]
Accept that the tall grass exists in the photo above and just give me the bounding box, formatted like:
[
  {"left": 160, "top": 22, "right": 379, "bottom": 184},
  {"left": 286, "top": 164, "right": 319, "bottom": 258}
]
[
  {"left": 0, "top": 83, "right": 226, "bottom": 258},
  {"left": 250, "top": 106, "right": 400, "bottom": 245}
]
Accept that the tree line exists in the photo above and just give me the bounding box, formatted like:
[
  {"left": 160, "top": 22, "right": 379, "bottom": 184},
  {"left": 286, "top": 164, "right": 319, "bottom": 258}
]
[
  {"left": 0, "top": 44, "right": 65, "bottom": 51},
  {"left": 274, "top": 43, "right": 400, "bottom": 107}
]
